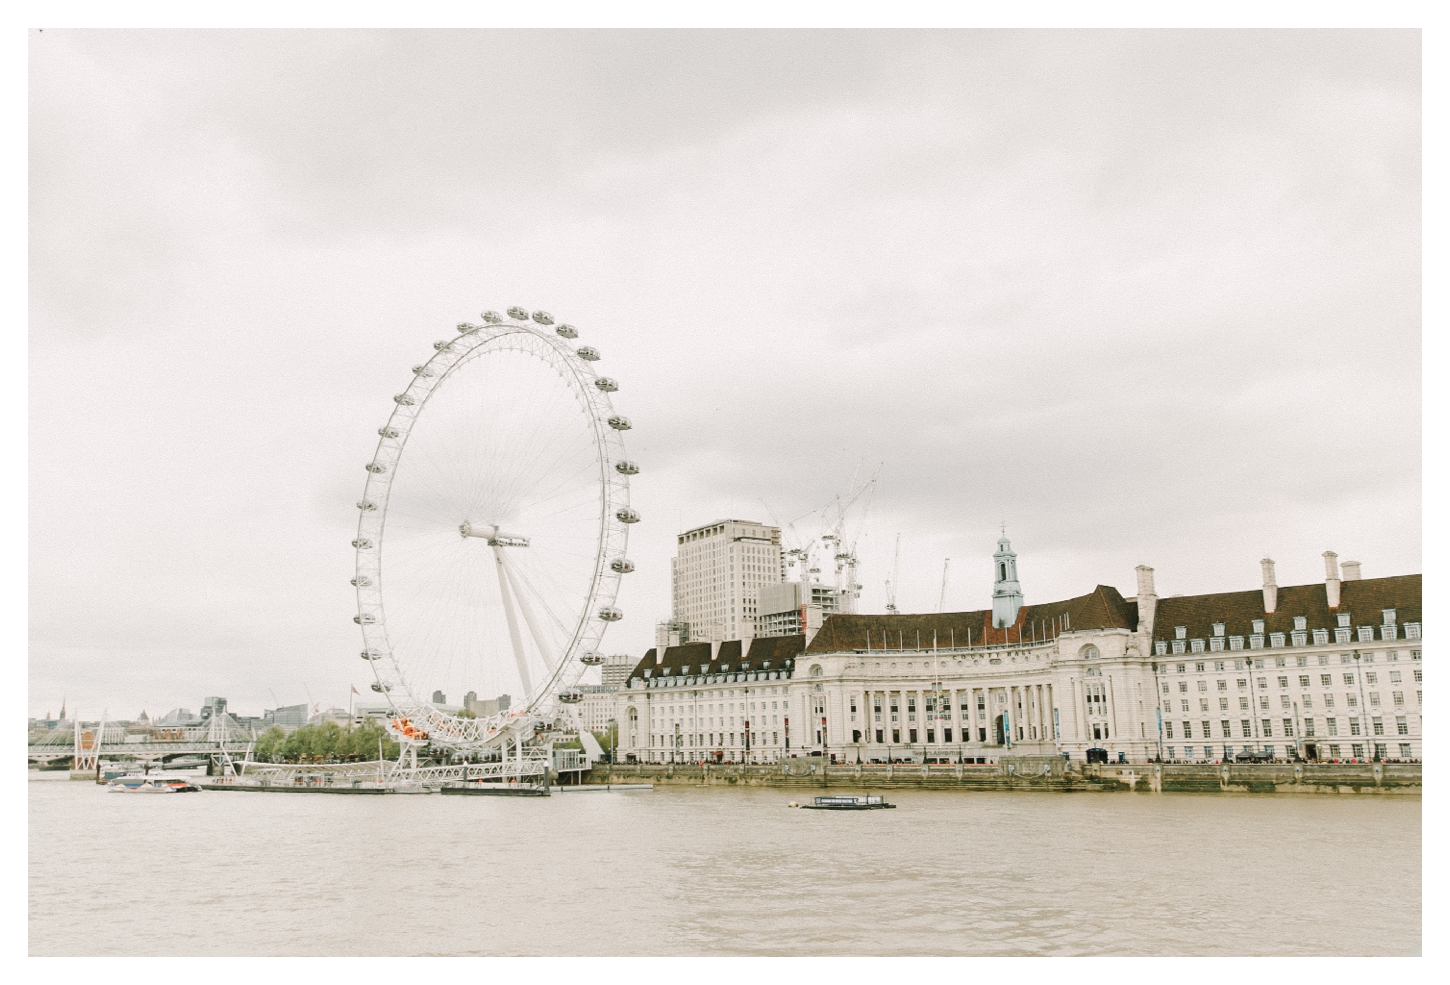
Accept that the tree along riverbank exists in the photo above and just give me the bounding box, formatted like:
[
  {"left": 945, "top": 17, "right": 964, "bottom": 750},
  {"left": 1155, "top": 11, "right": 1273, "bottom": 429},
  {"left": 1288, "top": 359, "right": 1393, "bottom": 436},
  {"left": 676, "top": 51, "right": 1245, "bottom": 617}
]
[{"left": 584, "top": 760, "right": 1421, "bottom": 794}]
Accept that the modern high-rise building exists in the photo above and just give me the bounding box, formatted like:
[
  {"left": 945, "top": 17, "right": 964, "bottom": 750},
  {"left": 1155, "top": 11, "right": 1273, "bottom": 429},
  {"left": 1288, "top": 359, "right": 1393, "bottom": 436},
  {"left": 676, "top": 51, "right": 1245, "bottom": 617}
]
[{"left": 670, "top": 519, "right": 783, "bottom": 643}]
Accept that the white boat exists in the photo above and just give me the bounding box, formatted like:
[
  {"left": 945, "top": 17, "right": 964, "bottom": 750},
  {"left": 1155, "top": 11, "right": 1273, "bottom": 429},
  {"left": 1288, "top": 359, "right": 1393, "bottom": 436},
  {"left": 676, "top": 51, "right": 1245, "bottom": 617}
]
[{"left": 106, "top": 774, "right": 201, "bottom": 794}]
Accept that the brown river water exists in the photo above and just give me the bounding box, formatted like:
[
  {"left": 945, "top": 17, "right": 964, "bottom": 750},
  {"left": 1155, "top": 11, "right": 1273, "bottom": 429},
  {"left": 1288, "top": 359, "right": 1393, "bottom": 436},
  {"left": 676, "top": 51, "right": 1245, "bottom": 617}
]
[{"left": 28, "top": 772, "right": 1420, "bottom": 956}]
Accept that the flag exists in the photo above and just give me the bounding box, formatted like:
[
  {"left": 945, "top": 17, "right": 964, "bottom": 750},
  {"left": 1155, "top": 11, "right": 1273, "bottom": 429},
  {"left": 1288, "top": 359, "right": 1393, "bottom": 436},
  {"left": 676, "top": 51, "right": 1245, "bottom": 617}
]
[{"left": 351, "top": 685, "right": 360, "bottom": 695}]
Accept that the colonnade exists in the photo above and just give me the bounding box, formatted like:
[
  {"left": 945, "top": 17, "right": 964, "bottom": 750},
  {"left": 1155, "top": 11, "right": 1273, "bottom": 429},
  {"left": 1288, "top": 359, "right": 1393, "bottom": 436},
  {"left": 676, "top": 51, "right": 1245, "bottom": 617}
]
[{"left": 837, "top": 682, "right": 1057, "bottom": 749}]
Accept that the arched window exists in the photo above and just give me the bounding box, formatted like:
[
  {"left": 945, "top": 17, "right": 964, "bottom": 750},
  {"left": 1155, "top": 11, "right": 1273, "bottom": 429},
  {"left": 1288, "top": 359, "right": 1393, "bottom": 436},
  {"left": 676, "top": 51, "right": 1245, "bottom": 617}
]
[
  {"left": 1080, "top": 644, "right": 1100, "bottom": 660},
  {"left": 809, "top": 664, "right": 823, "bottom": 678},
  {"left": 1000, "top": 563, "right": 1007, "bottom": 581}
]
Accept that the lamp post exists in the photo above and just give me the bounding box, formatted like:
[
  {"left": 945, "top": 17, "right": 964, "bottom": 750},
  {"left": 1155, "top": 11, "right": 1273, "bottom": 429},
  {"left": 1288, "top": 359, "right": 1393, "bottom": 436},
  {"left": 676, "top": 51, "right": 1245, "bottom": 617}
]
[{"left": 1353, "top": 649, "right": 1376, "bottom": 762}]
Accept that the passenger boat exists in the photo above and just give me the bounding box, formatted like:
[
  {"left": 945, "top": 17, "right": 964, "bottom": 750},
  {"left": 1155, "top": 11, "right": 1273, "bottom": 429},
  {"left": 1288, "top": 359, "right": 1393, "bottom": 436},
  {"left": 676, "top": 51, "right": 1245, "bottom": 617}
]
[
  {"left": 106, "top": 775, "right": 201, "bottom": 793},
  {"left": 798, "top": 795, "right": 894, "bottom": 810}
]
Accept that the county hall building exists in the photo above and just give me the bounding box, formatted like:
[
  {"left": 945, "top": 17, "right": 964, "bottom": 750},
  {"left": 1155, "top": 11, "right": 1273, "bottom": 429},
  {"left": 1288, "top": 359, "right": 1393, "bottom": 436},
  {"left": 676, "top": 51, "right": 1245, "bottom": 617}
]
[{"left": 614, "top": 536, "right": 1422, "bottom": 766}]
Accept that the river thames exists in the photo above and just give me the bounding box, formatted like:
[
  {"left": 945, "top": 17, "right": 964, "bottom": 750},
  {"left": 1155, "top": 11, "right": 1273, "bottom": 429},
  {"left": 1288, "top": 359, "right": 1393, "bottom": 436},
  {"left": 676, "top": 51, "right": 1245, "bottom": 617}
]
[{"left": 28, "top": 773, "right": 1420, "bottom": 956}]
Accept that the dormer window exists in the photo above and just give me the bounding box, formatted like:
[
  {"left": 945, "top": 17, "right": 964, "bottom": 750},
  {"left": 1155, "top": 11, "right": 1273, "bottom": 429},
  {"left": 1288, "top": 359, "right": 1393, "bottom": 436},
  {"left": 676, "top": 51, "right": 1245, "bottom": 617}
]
[
  {"left": 1190, "top": 639, "right": 1205, "bottom": 654},
  {"left": 1250, "top": 634, "right": 1264, "bottom": 649},
  {"left": 1358, "top": 626, "right": 1374, "bottom": 643},
  {"left": 1270, "top": 632, "right": 1286, "bottom": 648},
  {"left": 1213, "top": 623, "right": 1225, "bottom": 637},
  {"left": 1209, "top": 637, "right": 1225, "bottom": 652},
  {"left": 1172, "top": 640, "right": 1186, "bottom": 655},
  {"left": 1253, "top": 619, "right": 1265, "bottom": 634},
  {"left": 1154, "top": 641, "right": 1168, "bottom": 656},
  {"left": 1229, "top": 636, "right": 1244, "bottom": 650},
  {"left": 1293, "top": 616, "right": 1307, "bottom": 631},
  {"left": 1312, "top": 629, "right": 1329, "bottom": 645},
  {"left": 1338, "top": 613, "right": 1352, "bottom": 628},
  {"left": 1175, "top": 626, "right": 1187, "bottom": 640},
  {"left": 1335, "top": 628, "right": 1352, "bottom": 643},
  {"left": 1405, "top": 623, "right": 1421, "bottom": 640},
  {"left": 1382, "top": 609, "right": 1397, "bottom": 626}
]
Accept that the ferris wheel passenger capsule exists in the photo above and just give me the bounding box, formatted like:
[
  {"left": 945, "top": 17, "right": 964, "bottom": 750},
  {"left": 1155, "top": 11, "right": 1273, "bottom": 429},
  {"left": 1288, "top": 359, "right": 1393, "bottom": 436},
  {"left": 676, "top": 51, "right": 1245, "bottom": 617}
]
[
  {"left": 481, "top": 310, "right": 503, "bottom": 323},
  {"left": 412, "top": 365, "right": 435, "bottom": 377},
  {"left": 457, "top": 322, "right": 478, "bottom": 333},
  {"left": 370, "top": 682, "right": 392, "bottom": 693},
  {"left": 360, "top": 649, "right": 382, "bottom": 660},
  {"left": 594, "top": 376, "right": 617, "bottom": 391},
  {"left": 378, "top": 427, "right": 400, "bottom": 438},
  {"left": 351, "top": 575, "right": 373, "bottom": 587},
  {"left": 576, "top": 346, "right": 600, "bottom": 361},
  {"left": 607, "top": 415, "right": 631, "bottom": 431},
  {"left": 357, "top": 500, "right": 377, "bottom": 511},
  {"left": 506, "top": 306, "right": 529, "bottom": 320},
  {"left": 354, "top": 613, "right": 377, "bottom": 624},
  {"left": 393, "top": 394, "right": 415, "bottom": 405},
  {"left": 534, "top": 720, "right": 558, "bottom": 732},
  {"left": 433, "top": 340, "right": 451, "bottom": 351},
  {"left": 614, "top": 460, "right": 638, "bottom": 474},
  {"left": 611, "top": 558, "right": 635, "bottom": 573},
  {"left": 352, "top": 538, "right": 374, "bottom": 549},
  {"left": 531, "top": 310, "right": 554, "bottom": 325},
  {"left": 557, "top": 690, "right": 584, "bottom": 704},
  {"left": 579, "top": 651, "right": 605, "bottom": 665},
  {"left": 615, "top": 507, "right": 640, "bottom": 524},
  {"left": 598, "top": 606, "right": 624, "bottom": 622},
  {"left": 365, "top": 461, "right": 388, "bottom": 473},
  {"left": 556, "top": 324, "right": 579, "bottom": 339}
]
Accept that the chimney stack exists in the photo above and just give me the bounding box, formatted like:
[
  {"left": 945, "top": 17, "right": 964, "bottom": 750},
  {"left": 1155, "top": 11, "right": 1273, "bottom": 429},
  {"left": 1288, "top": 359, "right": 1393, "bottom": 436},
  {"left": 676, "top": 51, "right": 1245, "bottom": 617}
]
[
  {"left": 1323, "top": 551, "right": 1341, "bottom": 609},
  {"left": 1260, "top": 558, "right": 1278, "bottom": 614},
  {"left": 1341, "top": 560, "right": 1362, "bottom": 581},
  {"left": 1135, "top": 564, "right": 1157, "bottom": 637}
]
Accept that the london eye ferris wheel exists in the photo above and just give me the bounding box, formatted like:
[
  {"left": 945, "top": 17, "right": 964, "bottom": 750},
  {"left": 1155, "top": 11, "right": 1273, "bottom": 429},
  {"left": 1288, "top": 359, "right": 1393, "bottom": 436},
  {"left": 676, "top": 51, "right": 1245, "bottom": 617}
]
[{"left": 351, "top": 307, "right": 637, "bottom": 750}]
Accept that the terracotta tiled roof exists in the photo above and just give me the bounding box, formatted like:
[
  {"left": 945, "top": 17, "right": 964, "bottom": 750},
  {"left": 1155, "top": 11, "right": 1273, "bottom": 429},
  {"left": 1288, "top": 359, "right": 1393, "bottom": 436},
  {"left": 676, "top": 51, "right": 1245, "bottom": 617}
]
[
  {"left": 804, "top": 585, "right": 1139, "bottom": 653},
  {"left": 626, "top": 635, "right": 806, "bottom": 681},
  {"left": 1152, "top": 574, "right": 1421, "bottom": 642}
]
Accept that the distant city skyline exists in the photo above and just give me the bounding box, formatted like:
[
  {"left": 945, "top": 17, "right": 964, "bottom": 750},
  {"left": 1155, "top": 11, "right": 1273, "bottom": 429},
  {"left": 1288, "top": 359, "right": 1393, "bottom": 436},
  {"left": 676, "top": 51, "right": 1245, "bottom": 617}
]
[{"left": 30, "top": 30, "right": 1420, "bottom": 718}]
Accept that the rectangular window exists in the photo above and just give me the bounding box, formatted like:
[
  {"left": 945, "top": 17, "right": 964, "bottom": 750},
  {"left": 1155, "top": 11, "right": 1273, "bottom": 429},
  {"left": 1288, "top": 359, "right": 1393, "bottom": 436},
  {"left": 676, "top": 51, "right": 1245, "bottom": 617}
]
[
  {"left": 1230, "top": 637, "right": 1244, "bottom": 650},
  {"left": 1198, "top": 680, "right": 1207, "bottom": 692},
  {"left": 1327, "top": 718, "right": 1338, "bottom": 736},
  {"left": 1179, "top": 682, "right": 1188, "bottom": 693},
  {"left": 1201, "top": 721, "right": 1210, "bottom": 740},
  {"left": 1358, "top": 627, "right": 1374, "bottom": 642},
  {"left": 1390, "top": 671, "right": 1402, "bottom": 683},
  {"left": 1165, "top": 722, "right": 1174, "bottom": 739},
  {"left": 1399, "top": 743, "right": 1413, "bottom": 759},
  {"left": 1299, "top": 675, "right": 1310, "bottom": 688},
  {"left": 1349, "top": 718, "right": 1361, "bottom": 736},
  {"left": 1375, "top": 742, "right": 1388, "bottom": 759},
  {"left": 1191, "top": 639, "right": 1205, "bottom": 653},
  {"left": 1352, "top": 743, "right": 1364, "bottom": 758},
  {"left": 1240, "top": 719, "right": 1251, "bottom": 736},
  {"left": 1304, "top": 719, "right": 1315, "bottom": 737},
  {"left": 1324, "top": 694, "right": 1335, "bottom": 708},
  {"left": 1329, "top": 744, "right": 1341, "bottom": 758},
  {"left": 1343, "top": 674, "right": 1354, "bottom": 686},
  {"left": 1217, "top": 680, "right": 1227, "bottom": 691},
  {"left": 1366, "top": 672, "right": 1378, "bottom": 685},
  {"left": 1321, "top": 674, "right": 1332, "bottom": 687},
  {"left": 1393, "top": 691, "right": 1404, "bottom": 706},
  {"left": 1282, "top": 719, "right": 1293, "bottom": 736},
  {"left": 1220, "top": 720, "right": 1230, "bottom": 737},
  {"left": 1395, "top": 717, "right": 1408, "bottom": 735},
  {"left": 1370, "top": 693, "right": 1381, "bottom": 707},
  {"left": 1262, "top": 718, "right": 1273, "bottom": 736},
  {"left": 1372, "top": 718, "right": 1384, "bottom": 736},
  {"left": 1278, "top": 676, "right": 1289, "bottom": 688},
  {"left": 1270, "top": 633, "right": 1285, "bottom": 647}
]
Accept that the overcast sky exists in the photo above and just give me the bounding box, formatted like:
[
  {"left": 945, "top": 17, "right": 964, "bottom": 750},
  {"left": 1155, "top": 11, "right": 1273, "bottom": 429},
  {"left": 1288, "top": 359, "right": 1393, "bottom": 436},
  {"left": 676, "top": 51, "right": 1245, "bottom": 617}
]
[{"left": 29, "top": 29, "right": 1420, "bottom": 719}]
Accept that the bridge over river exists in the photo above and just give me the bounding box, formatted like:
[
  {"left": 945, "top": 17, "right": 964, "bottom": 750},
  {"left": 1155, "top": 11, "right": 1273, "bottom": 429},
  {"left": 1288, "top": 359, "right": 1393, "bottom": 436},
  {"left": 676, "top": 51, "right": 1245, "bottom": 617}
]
[{"left": 28, "top": 719, "right": 254, "bottom": 770}]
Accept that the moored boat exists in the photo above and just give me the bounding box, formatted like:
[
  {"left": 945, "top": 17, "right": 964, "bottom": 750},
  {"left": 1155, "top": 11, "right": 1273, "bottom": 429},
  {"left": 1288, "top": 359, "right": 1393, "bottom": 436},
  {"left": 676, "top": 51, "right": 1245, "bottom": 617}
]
[{"left": 106, "top": 775, "right": 201, "bottom": 794}]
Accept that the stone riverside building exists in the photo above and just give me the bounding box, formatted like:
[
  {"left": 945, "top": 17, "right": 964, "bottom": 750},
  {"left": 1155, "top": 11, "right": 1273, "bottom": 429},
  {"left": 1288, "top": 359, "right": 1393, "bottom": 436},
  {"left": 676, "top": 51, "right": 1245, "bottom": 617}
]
[{"left": 615, "top": 538, "right": 1422, "bottom": 765}]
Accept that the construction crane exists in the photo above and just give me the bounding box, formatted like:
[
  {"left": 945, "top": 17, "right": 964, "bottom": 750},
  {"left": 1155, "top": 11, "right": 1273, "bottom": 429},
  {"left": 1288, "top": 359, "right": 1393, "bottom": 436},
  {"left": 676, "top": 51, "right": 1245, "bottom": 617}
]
[{"left": 885, "top": 533, "right": 901, "bottom": 613}]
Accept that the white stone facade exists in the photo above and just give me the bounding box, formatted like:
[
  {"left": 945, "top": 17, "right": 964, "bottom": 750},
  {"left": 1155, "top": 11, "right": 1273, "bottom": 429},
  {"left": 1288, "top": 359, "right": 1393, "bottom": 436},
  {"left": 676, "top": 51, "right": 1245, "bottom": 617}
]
[{"left": 615, "top": 552, "right": 1422, "bottom": 766}]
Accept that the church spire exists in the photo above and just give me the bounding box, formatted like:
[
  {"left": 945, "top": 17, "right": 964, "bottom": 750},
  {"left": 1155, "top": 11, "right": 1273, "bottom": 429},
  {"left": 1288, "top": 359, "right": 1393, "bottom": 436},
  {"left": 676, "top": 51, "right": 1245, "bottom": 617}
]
[{"left": 992, "top": 531, "right": 1024, "bottom": 628}]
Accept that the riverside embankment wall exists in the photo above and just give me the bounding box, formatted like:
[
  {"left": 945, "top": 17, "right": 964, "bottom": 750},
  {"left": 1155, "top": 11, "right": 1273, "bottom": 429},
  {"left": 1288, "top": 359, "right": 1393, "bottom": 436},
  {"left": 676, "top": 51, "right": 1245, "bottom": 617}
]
[{"left": 583, "top": 761, "right": 1421, "bottom": 794}]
